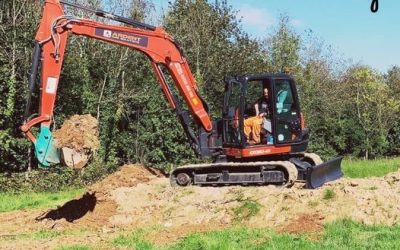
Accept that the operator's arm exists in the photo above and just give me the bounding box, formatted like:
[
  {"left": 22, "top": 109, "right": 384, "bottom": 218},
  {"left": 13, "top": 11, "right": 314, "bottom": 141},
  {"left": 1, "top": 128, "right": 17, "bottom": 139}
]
[
  {"left": 255, "top": 101, "right": 267, "bottom": 117},
  {"left": 255, "top": 99, "right": 270, "bottom": 118},
  {"left": 254, "top": 102, "right": 260, "bottom": 116}
]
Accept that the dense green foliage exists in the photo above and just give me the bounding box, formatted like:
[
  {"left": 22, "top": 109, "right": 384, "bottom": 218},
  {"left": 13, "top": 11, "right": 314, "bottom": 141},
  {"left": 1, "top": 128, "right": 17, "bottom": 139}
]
[
  {"left": 0, "top": 0, "right": 40, "bottom": 172},
  {"left": 0, "top": 0, "right": 399, "bottom": 191}
]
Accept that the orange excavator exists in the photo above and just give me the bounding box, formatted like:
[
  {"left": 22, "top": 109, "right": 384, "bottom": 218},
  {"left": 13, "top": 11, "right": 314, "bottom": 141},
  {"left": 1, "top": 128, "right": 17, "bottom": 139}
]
[{"left": 22, "top": 0, "right": 343, "bottom": 188}]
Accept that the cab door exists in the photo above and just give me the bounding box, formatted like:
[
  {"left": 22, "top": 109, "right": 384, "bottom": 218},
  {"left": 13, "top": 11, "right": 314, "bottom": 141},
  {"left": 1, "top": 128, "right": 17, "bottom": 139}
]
[
  {"left": 222, "top": 79, "right": 244, "bottom": 146},
  {"left": 273, "top": 78, "right": 302, "bottom": 144}
]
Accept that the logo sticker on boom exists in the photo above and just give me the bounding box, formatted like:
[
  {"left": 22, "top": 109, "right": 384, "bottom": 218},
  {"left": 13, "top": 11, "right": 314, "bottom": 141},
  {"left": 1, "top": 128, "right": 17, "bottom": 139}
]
[
  {"left": 103, "top": 30, "right": 112, "bottom": 38},
  {"left": 95, "top": 28, "right": 148, "bottom": 47}
]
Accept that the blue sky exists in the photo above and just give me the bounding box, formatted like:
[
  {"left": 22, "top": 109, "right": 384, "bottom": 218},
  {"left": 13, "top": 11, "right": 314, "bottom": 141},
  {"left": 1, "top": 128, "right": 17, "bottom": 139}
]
[{"left": 153, "top": 0, "right": 399, "bottom": 72}]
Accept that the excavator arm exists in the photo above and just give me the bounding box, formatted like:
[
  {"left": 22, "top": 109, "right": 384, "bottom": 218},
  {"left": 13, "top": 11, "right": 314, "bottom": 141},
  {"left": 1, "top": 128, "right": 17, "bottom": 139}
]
[{"left": 21, "top": 0, "right": 212, "bottom": 166}]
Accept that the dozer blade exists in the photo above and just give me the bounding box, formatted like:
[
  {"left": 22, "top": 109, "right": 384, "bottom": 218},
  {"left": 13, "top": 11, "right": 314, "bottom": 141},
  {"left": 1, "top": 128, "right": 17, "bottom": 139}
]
[{"left": 306, "top": 156, "right": 343, "bottom": 189}]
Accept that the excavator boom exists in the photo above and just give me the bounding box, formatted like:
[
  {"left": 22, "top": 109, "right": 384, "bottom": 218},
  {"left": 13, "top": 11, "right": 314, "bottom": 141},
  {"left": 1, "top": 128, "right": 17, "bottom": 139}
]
[{"left": 22, "top": 0, "right": 212, "bottom": 166}]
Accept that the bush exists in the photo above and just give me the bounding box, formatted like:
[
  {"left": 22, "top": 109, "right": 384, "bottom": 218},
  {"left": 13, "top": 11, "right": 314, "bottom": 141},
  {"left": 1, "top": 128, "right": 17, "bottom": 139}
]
[{"left": 0, "top": 158, "right": 119, "bottom": 193}]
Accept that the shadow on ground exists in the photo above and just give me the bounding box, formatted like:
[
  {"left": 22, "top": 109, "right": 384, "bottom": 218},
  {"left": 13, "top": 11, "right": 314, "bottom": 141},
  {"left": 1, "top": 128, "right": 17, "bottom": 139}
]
[{"left": 36, "top": 192, "right": 97, "bottom": 222}]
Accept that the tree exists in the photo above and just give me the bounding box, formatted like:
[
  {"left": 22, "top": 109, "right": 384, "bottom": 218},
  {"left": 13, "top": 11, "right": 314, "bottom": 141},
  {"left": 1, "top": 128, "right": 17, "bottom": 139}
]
[
  {"left": 164, "top": 0, "right": 269, "bottom": 114},
  {"left": 265, "top": 15, "right": 301, "bottom": 75},
  {"left": 342, "top": 66, "right": 399, "bottom": 158},
  {"left": 385, "top": 66, "right": 400, "bottom": 155},
  {"left": 0, "top": 0, "right": 41, "bottom": 172},
  {"left": 386, "top": 66, "right": 400, "bottom": 95}
]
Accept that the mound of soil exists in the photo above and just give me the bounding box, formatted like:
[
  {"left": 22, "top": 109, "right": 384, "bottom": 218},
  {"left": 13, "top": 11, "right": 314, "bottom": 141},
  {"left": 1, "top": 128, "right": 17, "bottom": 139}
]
[
  {"left": 34, "top": 165, "right": 163, "bottom": 231},
  {"left": 2, "top": 165, "right": 400, "bottom": 246},
  {"left": 53, "top": 114, "right": 99, "bottom": 152},
  {"left": 106, "top": 168, "right": 400, "bottom": 242}
]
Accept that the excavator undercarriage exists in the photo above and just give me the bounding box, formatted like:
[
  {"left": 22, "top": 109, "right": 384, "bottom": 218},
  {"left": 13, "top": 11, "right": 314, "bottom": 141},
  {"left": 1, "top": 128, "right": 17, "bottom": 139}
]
[{"left": 170, "top": 154, "right": 343, "bottom": 189}]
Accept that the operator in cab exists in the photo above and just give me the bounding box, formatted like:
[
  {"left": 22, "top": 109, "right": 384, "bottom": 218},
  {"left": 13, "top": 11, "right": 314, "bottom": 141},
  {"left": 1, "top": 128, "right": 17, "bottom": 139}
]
[{"left": 244, "top": 87, "right": 272, "bottom": 145}]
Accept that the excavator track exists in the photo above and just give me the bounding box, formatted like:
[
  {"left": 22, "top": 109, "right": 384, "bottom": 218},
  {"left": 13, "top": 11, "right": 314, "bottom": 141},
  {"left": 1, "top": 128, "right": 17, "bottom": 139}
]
[
  {"left": 303, "top": 153, "right": 323, "bottom": 165},
  {"left": 170, "top": 161, "right": 298, "bottom": 187}
]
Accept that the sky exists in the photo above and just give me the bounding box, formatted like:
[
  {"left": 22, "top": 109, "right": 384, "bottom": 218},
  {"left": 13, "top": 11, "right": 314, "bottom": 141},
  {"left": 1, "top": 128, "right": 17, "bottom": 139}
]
[{"left": 153, "top": 0, "right": 399, "bottom": 73}]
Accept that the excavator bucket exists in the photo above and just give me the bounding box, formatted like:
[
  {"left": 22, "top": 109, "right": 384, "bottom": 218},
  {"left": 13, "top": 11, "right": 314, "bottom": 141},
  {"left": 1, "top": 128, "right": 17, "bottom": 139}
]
[
  {"left": 34, "top": 125, "right": 60, "bottom": 167},
  {"left": 305, "top": 156, "right": 343, "bottom": 189},
  {"left": 60, "top": 147, "right": 91, "bottom": 170}
]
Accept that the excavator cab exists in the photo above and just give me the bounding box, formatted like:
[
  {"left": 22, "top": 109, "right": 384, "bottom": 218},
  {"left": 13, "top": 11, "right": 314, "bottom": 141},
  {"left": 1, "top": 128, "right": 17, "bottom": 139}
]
[
  {"left": 222, "top": 74, "right": 309, "bottom": 151},
  {"left": 188, "top": 73, "right": 342, "bottom": 188}
]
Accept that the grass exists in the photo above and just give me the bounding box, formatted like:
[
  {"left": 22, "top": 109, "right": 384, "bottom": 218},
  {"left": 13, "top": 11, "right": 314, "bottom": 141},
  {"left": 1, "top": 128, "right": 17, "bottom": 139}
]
[
  {"left": 55, "top": 246, "right": 91, "bottom": 250},
  {"left": 342, "top": 157, "right": 400, "bottom": 178},
  {"left": 0, "top": 188, "right": 85, "bottom": 212},
  {"left": 113, "top": 229, "right": 155, "bottom": 250},
  {"left": 308, "top": 200, "right": 319, "bottom": 207},
  {"left": 2, "top": 228, "right": 90, "bottom": 241},
  {"left": 233, "top": 199, "right": 262, "bottom": 222},
  {"left": 4, "top": 219, "right": 400, "bottom": 250},
  {"left": 110, "top": 220, "right": 400, "bottom": 250},
  {"left": 323, "top": 188, "right": 336, "bottom": 200},
  {"left": 32, "top": 229, "right": 63, "bottom": 240}
]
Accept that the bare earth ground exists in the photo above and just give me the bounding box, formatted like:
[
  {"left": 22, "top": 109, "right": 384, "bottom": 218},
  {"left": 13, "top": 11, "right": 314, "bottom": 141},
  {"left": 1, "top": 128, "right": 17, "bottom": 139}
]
[{"left": 1, "top": 164, "right": 400, "bottom": 249}]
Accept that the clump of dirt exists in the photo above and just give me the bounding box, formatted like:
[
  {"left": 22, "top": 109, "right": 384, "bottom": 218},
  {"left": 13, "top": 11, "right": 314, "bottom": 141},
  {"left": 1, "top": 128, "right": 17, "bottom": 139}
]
[
  {"left": 90, "top": 164, "right": 165, "bottom": 193},
  {"left": 53, "top": 114, "right": 99, "bottom": 152},
  {"left": 278, "top": 213, "right": 324, "bottom": 237}
]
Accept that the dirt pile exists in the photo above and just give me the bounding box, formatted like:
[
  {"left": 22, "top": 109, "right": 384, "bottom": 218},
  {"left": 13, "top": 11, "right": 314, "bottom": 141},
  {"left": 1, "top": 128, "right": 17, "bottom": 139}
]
[
  {"left": 53, "top": 114, "right": 99, "bottom": 151},
  {"left": 34, "top": 165, "right": 162, "bottom": 231},
  {"left": 2, "top": 165, "right": 400, "bottom": 245},
  {"left": 106, "top": 169, "right": 400, "bottom": 241}
]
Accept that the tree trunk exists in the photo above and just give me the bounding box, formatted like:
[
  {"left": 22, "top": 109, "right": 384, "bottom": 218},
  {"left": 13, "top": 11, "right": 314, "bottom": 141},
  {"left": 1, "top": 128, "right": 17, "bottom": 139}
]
[{"left": 97, "top": 74, "right": 108, "bottom": 121}]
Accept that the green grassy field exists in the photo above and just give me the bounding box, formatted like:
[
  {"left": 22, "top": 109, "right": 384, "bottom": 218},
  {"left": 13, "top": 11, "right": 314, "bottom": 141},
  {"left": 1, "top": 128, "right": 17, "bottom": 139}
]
[
  {"left": 6, "top": 219, "right": 400, "bottom": 250},
  {"left": 0, "top": 188, "right": 84, "bottom": 212},
  {"left": 342, "top": 157, "right": 400, "bottom": 178},
  {"left": 109, "top": 219, "right": 400, "bottom": 250}
]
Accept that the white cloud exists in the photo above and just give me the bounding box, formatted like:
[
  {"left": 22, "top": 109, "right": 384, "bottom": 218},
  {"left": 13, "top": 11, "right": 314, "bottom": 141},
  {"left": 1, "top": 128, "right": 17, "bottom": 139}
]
[
  {"left": 291, "top": 19, "right": 305, "bottom": 27},
  {"left": 236, "top": 5, "right": 306, "bottom": 36},
  {"left": 237, "top": 5, "right": 276, "bottom": 32}
]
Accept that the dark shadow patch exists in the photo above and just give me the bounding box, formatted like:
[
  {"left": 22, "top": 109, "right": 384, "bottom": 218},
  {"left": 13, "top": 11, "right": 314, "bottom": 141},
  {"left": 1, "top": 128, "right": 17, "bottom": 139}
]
[
  {"left": 36, "top": 192, "right": 96, "bottom": 222},
  {"left": 144, "top": 166, "right": 168, "bottom": 177}
]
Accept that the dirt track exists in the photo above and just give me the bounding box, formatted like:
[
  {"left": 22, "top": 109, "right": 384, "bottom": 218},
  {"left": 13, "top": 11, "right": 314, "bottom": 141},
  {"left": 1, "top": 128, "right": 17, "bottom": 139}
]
[{"left": 1, "top": 164, "right": 400, "bottom": 248}]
